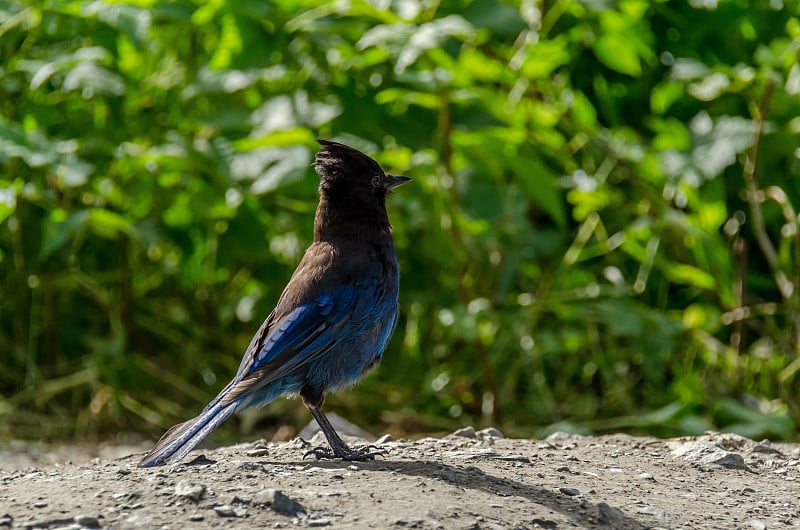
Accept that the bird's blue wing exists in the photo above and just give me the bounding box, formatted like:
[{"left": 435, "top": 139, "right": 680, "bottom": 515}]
[
  {"left": 218, "top": 281, "right": 370, "bottom": 406},
  {"left": 255, "top": 284, "right": 357, "bottom": 369}
]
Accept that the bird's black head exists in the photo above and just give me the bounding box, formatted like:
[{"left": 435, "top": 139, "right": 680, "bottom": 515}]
[
  {"left": 313, "top": 139, "right": 410, "bottom": 239},
  {"left": 314, "top": 139, "right": 410, "bottom": 199}
]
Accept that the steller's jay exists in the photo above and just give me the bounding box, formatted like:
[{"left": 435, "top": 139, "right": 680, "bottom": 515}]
[{"left": 139, "top": 139, "right": 410, "bottom": 467}]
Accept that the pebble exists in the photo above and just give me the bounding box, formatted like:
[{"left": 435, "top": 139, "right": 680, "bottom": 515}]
[
  {"left": 670, "top": 441, "right": 748, "bottom": 469},
  {"left": 213, "top": 504, "right": 246, "bottom": 518},
  {"left": 34, "top": 501, "right": 47, "bottom": 508},
  {"left": 477, "top": 427, "right": 505, "bottom": 439},
  {"left": 559, "top": 487, "right": 580, "bottom": 496},
  {"left": 749, "top": 520, "right": 767, "bottom": 530},
  {"left": 637, "top": 472, "right": 655, "bottom": 481},
  {"left": 752, "top": 440, "right": 783, "bottom": 456},
  {"left": 308, "top": 518, "right": 333, "bottom": 527},
  {"left": 255, "top": 488, "right": 306, "bottom": 516},
  {"left": 286, "top": 437, "right": 312, "bottom": 449},
  {"left": 594, "top": 502, "right": 626, "bottom": 524},
  {"left": 73, "top": 515, "right": 100, "bottom": 527},
  {"left": 375, "top": 434, "right": 396, "bottom": 444},
  {"left": 0, "top": 515, "right": 11, "bottom": 527},
  {"left": 174, "top": 479, "right": 206, "bottom": 501},
  {"left": 393, "top": 516, "right": 424, "bottom": 527},
  {"left": 450, "top": 426, "right": 478, "bottom": 439},
  {"left": 188, "top": 514, "right": 204, "bottom": 521},
  {"left": 245, "top": 441, "right": 270, "bottom": 457}
]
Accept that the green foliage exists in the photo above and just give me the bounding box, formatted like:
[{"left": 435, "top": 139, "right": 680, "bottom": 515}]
[{"left": 1, "top": 0, "right": 798, "bottom": 442}]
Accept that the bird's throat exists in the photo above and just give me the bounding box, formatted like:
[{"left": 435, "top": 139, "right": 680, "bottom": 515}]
[{"left": 313, "top": 196, "right": 392, "bottom": 243}]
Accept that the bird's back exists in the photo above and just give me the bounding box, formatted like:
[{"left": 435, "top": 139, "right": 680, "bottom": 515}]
[{"left": 222, "top": 232, "right": 400, "bottom": 410}]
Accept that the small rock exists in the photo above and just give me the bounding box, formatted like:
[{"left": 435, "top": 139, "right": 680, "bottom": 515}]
[
  {"left": 228, "top": 494, "right": 251, "bottom": 505},
  {"left": 34, "top": 501, "right": 47, "bottom": 508},
  {"left": 670, "top": 441, "right": 748, "bottom": 469},
  {"left": 309, "top": 519, "right": 333, "bottom": 527},
  {"left": 477, "top": 427, "right": 504, "bottom": 439},
  {"left": 752, "top": 440, "right": 784, "bottom": 456},
  {"left": 175, "top": 480, "right": 206, "bottom": 501},
  {"left": 595, "top": 502, "right": 626, "bottom": 524},
  {"left": 256, "top": 489, "right": 306, "bottom": 516},
  {"left": 214, "top": 505, "right": 234, "bottom": 517},
  {"left": 531, "top": 518, "right": 557, "bottom": 529},
  {"left": 245, "top": 447, "right": 270, "bottom": 457},
  {"left": 0, "top": 515, "right": 12, "bottom": 527},
  {"left": 213, "top": 504, "right": 246, "bottom": 518},
  {"left": 375, "top": 434, "right": 396, "bottom": 444},
  {"left": 74, "top": 515, "right": 100, "bottom": 527},
  {"left": 449, "top": 426, "right": 478, "bottom": 439},
  {"left": 188, "top": 514, "right": 204, "bottom": 522},
  {"left": 393, "top": 517, "right": 424, "bottom": 527},
  {"left": 286, "top": 437, "right": 311, "bottom": 449},
  {"left": 637, "top": 472, "right": 655, "bottom": 481},
  {"left": 749, "top": 520, "right": 766, "bottom": 530},
  {"left": 559, "top": 487, "right": 580, "bottom": 496}
]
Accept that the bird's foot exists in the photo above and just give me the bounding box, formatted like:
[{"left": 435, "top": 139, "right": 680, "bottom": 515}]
[{"left": 303, "top": 443, "right": 385, "bottom": 461}]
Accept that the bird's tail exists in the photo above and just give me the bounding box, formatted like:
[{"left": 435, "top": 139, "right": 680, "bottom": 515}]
[{"left": 139, "top": 398, "right": 240, "bottom": 467}]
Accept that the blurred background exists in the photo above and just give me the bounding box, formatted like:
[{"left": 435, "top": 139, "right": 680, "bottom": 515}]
[{"left": 1, "top": 0, "right": 798, "bottom": 448}]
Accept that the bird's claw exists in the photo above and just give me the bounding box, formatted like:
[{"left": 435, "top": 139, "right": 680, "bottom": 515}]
[{"left": 303, "top": 444, "right": 385, "bottom": 461}]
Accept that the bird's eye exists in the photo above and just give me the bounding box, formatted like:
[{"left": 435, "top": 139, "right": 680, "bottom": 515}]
[{"left": 371, "top": 175, "right": 382, "bottom": 188}]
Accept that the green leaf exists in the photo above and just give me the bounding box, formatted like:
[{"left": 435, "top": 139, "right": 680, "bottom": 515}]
[
  {"left": 40, "top": 210, "right": 89, "bottom": 258},
  {"left": 87, "top": 208, "right": 137, "bottom": 240},
  {"left": 508, "top": 156, "right": 566, "bottom": 228},
  {"left": 593, "top": 33, "right": 642, "bottom": 76},
  {"left": 521, "top": 37, "right": 571, "bottom": 78},
  {"left": 234, "top": 128, "right": 316, "bottom": 150}
]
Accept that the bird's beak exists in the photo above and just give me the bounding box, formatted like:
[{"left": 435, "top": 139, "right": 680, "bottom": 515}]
[{"left": 385, "top": 174, "right": 411, "bottom": 190}]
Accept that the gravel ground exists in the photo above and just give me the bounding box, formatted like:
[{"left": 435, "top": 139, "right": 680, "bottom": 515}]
[{"left": 1, "top": 429, "right": 799, "bottom": 529}]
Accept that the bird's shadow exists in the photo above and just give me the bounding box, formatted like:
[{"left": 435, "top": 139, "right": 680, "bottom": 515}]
[{"left": 277, "top": 456, "right": 648, "bottom": 529}]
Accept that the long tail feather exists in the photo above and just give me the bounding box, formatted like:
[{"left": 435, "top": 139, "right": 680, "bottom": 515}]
[{"left": 139, "top": 400, "right": 239, "bottom": 467}]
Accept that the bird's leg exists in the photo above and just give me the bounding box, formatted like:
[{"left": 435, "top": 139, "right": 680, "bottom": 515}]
[{"left": 301, "top": 393, "right": 383, "bottom": 461}]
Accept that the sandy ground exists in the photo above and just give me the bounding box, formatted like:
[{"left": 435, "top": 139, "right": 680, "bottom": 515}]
[{"left": 1, "top": 428, "right": 799, "bottom": 529}]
